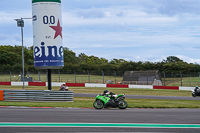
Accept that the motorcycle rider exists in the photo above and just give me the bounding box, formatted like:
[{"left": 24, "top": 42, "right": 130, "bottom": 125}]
[
  {"left": 103, "top": 90, "right": 115, "bottom": 96},
  {"left": 103, "top": 90, "right": 117, "bottom": 108},
  {"left": 194, "top": 86, "right": 200, "bottom": 94},
  {"left": 59, "top": 84, "right": 69, "bottom": 91}
]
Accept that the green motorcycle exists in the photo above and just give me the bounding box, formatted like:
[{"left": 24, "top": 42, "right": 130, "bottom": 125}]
[{"left": 93, "top": 93, "right": 128, "bottom": 109}]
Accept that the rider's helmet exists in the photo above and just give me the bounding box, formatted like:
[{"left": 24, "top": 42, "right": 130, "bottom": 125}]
[
  {"left": 196, "top": 86, "right": 200, "bottom": 92},
  {"left": 104, "top": 90, "right": 109, "bottom": 94}
]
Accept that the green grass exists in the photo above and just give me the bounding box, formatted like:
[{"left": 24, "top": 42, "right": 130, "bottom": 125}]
[
  {"left": 162, "top": 77, "right": 200, "bottom": 87},
  {"left": 71, "top": 87, "right": 191, "bottom": 97},
  {"left": 0, "top": 74, "right": 123, "bottom": 83},
  {"left": 0, "top": 86, "right": 191, "bottom": 97},
  {"left": 129, "top": 99, "right": 200, "bottom": 108},
  {"left": 0, "top": 86, "right": 199, "bottom": 108},
  {"left": 1, "top": 97, "right": 200, "bottom": 109},
  {"left": 0, "top": 98, "right": 93, "bottom": 108}
]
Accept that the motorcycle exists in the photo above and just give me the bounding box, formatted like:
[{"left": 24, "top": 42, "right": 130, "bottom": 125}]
[
  {"left": 59, "top": 84, "right": 69, "bottom": 91},
  {"left": 192, "top": 89, "right": 200, "bottom": 97},
  {"left": 93, "top": 93, "right": 128, "bottom": 109}
]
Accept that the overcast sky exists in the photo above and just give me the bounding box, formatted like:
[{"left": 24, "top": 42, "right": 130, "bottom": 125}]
[{"left": 1, "top": 0, "right": 200, "bottom": 63}]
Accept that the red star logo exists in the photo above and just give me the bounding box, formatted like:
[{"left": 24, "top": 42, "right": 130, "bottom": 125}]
[{"left": 50, "top": 19, "right": 62, "bottom": 39}]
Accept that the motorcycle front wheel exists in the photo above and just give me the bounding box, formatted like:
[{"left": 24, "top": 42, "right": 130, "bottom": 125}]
[
  {"left": 118, "top": 100, "right": 128, "bottom": 109},
  {"left": 93, "top": 100, "right": 104, "bottom": 109},
  {"left": 192, "top": 92, "right": 196, "bottom": 97}
]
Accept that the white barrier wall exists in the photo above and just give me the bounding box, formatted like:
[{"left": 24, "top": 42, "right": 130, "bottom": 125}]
[
  {"left": 85, "top": 83, "right": 106, "bottom": 88},
  {"left": 129, "top": 85, "right": 153, "bottom": 89},
  {"left": 179, "top": 86, "right": 194, "bottom": 91},
  {"left": 11, "top": 82, "right": 28, "bottom": 86},
  {"left": 6, "top": 82, "right": 195, "bottom": 91},
  {"left": 48, "top": 82, "right": 65, "bottom": 87}
]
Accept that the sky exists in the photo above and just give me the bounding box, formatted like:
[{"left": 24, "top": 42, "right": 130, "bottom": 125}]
[{"left": 1, "top": 0, "right": 200, "bottom": 63}]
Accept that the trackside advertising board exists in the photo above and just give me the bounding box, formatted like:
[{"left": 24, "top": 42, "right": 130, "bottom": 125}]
[{"left": 32, "top": 0, "right": 64, "bottom": 69}]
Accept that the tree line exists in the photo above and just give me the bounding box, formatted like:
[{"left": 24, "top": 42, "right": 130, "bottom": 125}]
[{"left": 1, "top": 45, "right": 200, "bottom": 74}]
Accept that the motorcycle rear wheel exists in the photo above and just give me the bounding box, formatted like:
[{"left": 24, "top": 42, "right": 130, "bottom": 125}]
[
  {"left": 93, "top": 100, "right": 104, "bottom": 109},
  {"left": 118, "top": 100, "right": 128, "bottom": 109}
]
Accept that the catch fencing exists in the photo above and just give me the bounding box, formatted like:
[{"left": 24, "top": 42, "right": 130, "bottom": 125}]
[
  {"left": 1, "top": 71, "right": 200, "bottom": 87},
  {"left": 0, "top": 90, "right": 73, "bottom": 101},
  {"left": 0, "top": 71, "right": 124, "bottom": 84}
]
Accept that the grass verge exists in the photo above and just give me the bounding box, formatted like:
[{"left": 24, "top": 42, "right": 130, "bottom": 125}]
[
  {"left": 1, "top": 97, "right": 200, "bottom": 109},
  {"left": 0, "top": 86, "right": 192, "bottom": 96},
  {"left": 0, "top": 86, "right": 198, "bottom": 108}
]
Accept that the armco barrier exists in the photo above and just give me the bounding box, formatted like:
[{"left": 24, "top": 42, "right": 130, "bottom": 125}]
[{"left": 1, "top": 90, "right": 73, "bottom": 101}]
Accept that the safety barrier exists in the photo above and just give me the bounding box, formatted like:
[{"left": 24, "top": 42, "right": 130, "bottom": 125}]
[
  {"left": 0, "top": 82, "right": 11, "bottom": 86},
  {"left": 0, "top": 90, "right": 73, "bottom": 101},
  {"left": 153, "top": 86, "right": 179, "bottom": 90},
  {"left": 65, "top": 83, "right": 85, "bottom": 87},
  {"left": 28, "top": 82, "right": 46, "bottom": 86},
  {"left": 107, "top": 84, "right": 129, "bottom": 88},
  {"left": 0, "top": 82, "right": 194, "bottom": 90}
]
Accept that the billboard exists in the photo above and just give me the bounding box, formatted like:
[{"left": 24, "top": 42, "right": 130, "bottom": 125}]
[{"left": 32, "top": 0, "right": 64, "bottom": 69}]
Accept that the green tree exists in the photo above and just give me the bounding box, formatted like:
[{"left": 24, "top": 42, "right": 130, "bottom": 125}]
[{"left": 164, "top": 56, "right": 183, "bottom": 63}]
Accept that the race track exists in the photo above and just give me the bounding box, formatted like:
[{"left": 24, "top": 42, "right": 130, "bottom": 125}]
[
  {"left": 1, "top": 107, "right": 200, "bottom": 132},
  {"left": 1, "top": 93, "right": 200, "bottom": 132}
]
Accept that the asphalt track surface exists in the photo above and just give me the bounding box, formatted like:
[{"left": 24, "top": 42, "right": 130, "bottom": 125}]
[
  {"left": 1, "top": 94, "right": 200, "bottom": 132},
  {"left": 1, "top": 107, "right": 200, "bottom": 132}
]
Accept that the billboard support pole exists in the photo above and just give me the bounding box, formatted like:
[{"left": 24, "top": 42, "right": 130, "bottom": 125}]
[{"left": 48, "top": 69, "right": 52, "bottom": 90}]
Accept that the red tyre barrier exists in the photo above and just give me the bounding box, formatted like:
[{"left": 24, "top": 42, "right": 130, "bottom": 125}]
[
  {"left": 153, "top": 86, "right": 179, "bottom": 90},
  {"left": 107, "top": 84, "right": 129, "bottom": 88},
  {"left": 65, "top": 83, "right": 85, "bottom": 87},
  {"left": 0, "top": 82, "right": 11, "bottom": 86},
  {"left": 28, "top": 82, "right": 46, "bottom": 86}
]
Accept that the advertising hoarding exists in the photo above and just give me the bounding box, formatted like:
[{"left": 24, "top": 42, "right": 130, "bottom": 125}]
[{"left": 32, "top": 0, "right": 64, "bottom": 69}]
